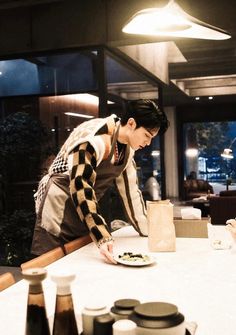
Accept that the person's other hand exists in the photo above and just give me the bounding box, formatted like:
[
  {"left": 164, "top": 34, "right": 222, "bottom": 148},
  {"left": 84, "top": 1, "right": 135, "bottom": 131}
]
[
  {"left": 99, "top": 241, "right": 117, "bottom": 264},
  {"left": 226, "top": 219, "right": 236, "bottom": 240}
]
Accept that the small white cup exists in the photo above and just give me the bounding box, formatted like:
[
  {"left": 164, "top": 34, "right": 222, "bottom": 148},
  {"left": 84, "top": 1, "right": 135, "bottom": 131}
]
[{"left": 207, "top": 223, "right": 231, "bottom": 250}]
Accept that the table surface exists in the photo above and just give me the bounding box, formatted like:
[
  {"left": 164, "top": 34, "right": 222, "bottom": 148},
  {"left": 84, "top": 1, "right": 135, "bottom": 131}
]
[{"left": 0, "top": 226, "right": 235, "bottom": 335}]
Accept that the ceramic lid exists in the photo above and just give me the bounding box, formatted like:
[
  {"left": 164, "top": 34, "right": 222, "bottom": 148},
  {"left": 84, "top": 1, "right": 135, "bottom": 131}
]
[
  {"left": 111, "top": 299, "right": 140, "bottom": 315},
  {"left": 129, "top": 302, "right": 185, "bottom": 329},
  {"left": 22, "top": 268, "right": 47, "bottom": 283}
]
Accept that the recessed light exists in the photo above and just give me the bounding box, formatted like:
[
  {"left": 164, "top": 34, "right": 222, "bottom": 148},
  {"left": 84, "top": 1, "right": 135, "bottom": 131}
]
[
  {"left": 151, "top": 150, "right": 160, "bottom": 157},
  {"left": 65, "top": 112, "right": 94, "bottom": 119}
]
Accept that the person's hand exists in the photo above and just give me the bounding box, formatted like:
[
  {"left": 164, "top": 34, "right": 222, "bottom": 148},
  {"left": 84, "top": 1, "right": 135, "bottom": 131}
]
[
  {"left": 99, "top": 241, "right": 117, "bottom": 264},
  {"left": 226, "top": 219, "right": 236, "bottom": 240}
]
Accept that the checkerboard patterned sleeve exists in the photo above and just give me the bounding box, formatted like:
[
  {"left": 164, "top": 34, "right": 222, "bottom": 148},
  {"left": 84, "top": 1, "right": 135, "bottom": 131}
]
[{"left": 69, "top": 141, "right": 113, "bottom": 246}]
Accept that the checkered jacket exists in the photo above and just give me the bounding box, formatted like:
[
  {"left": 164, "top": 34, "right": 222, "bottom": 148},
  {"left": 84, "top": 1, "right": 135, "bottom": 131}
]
[{"left": 35, "top": 114, "right": 147, "bottom": 246}]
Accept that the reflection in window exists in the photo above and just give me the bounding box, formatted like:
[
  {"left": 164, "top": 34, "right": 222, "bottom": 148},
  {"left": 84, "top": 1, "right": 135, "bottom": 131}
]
[
  {"left": 0, "top": 59, "right": 39, "bottom": 96},
  {"left": 135, "top": 135, "right": 161, "bottom": 198},
  {"left": 184, "top": 121, "right": 236, "bottom": 194},
  {"left": 0, "top": 47, "right": 162, "bottom": 216},
  {"left": 0, "top": 52, "right": 99, "bottom": 98}
]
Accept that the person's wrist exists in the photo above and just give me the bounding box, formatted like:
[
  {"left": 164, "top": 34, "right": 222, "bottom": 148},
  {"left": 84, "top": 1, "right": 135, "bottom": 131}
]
[{"left": 97, "top": 237, "right": 113, "bottom": 248}]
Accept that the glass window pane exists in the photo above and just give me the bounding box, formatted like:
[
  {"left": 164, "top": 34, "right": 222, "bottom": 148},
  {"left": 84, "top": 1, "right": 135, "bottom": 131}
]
[
  {"left": 184, "top": 121, "right": 236, "bottom": 194},
  {"left": 105, "top": 50, "right": 162, "bottom": 200},
  {"left": 0, "top": 50, "right": 98, "bottom": 98},
  {"left": 0, "top": 49, "right": 101, "bottom": 218}
]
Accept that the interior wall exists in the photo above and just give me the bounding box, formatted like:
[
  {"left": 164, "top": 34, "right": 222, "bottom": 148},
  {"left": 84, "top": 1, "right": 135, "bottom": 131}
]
[{"left": 164, "top": 106, "right": 179, "bottom": 199}]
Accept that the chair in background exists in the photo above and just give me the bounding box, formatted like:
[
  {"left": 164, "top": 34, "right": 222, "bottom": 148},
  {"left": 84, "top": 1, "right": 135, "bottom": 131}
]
[
  {"left": 0, "top": 272, "right": 15, "bottom": 292},
  {"left": 183, "top": 179, "right": 214, "bottom": 200},
  {"left": 64, "top": 235, "right": 92, "bottom": 255},
  {"left": 20, "top": 246, "right": 65, "bottom": 271},
  {"left": 219, "top": 190, "right": 236, "bottom": 197},
  {"left": 209, "top": 195, "right": 236, "bottom": 225}
]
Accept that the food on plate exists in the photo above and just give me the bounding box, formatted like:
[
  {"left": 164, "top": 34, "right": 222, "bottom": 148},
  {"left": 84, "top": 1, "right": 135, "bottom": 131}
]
[{"left": 118, "top": 252, "right": 150, "bottom": 263}]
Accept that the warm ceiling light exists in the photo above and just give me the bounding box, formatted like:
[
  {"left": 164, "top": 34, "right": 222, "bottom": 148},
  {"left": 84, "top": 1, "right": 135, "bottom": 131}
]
[
  {"left": 64, "top": 112, "right": 94, "bottom": 119},
  {"left": 185, "top": 126, "right": 198, "bottom": 157},
  {"left": 63, "top": 93, "right": 114, "bottom": 105},
  {"left": 122, "top": 0, "right": 231, "bottom": 40},
  {"left": 66, "top": 93, "right": 114, "bottom": 105},
  {"left": 185, "top": 148, "right": 198, "bottom": 157},
  {"left": 151, "top": 150, "right": 160, "bottom": 157}
]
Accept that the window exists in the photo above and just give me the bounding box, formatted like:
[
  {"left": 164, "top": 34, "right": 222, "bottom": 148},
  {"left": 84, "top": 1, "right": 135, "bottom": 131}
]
[{"left": 184, "top": 121, "right": 236, "bottom": 194}]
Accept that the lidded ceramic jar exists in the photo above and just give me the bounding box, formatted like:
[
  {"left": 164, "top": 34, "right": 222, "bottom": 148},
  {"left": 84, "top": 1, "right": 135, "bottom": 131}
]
[
  {"left": 81, "top": 301, "right": 108, "bottom": 335},
  {"left": 110, "top": 298, "right": 140, "bottom": 321},
  {"left": 93, "top": 313, "right": 115, "bottom": 335},
  {"left": 129, "top": 302, "right": 185, "bottom": 335},
  {"left": 112, "top": 319, "right": 137, "bottom": 335}
]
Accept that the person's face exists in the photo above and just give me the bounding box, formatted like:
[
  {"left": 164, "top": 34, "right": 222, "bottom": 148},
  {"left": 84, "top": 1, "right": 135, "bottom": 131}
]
[{"left": 127, "top": 118, "right": 159, "bottom": 151}]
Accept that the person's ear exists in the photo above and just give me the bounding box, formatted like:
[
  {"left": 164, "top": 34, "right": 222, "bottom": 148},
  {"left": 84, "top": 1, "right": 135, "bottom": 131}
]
[{"left": 127, "top": 118, "right": 136, "bottom": 130}]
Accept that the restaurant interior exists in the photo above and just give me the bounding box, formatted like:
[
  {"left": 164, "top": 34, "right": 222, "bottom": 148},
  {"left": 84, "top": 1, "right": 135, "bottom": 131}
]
[
  {"left": 0, "top": 1, "right": 236, "bottom": 333},
  {"left": 0, "top": 0, "right": 236, "bottom": 260}
]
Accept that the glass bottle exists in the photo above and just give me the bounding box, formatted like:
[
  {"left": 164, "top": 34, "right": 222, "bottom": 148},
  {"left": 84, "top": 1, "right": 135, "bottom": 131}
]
[
  {"left": 51, "top": 272, "right": 79, "bottom": 335},
  {"left": 22, "top": 267, "right": 50, "bottom": 335}
]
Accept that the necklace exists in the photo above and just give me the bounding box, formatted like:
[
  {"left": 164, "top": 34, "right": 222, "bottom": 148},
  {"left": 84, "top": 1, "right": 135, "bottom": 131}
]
[{"left": 114, "top": 142, "right": 125, "bottom": 165}]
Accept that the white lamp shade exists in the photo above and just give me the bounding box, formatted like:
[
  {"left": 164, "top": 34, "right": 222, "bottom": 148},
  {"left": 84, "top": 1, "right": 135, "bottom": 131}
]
[
  {"left": 122, "top": 0, "right": 231, "bottom": 40},
  {"left": 221, "top": 148, "right": 234, "bottom": 159}
]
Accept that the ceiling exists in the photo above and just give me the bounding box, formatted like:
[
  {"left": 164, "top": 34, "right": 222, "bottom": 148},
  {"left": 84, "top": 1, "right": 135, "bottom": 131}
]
[
  {"left": 161, "top": 0, "right": 236, "bottom": 105},
  {"left": 0, "top": 0, "right": 63, "bottom": 8},
  {"left": 108, "top": 0, "right": 236, "bottom": 106},
  {"left": 0, "top": 0, "right": 236, "bottom": 106}
]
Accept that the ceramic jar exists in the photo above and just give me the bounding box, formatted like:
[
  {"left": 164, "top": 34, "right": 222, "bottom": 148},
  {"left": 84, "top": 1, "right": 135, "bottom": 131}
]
[
  {"left": 110, "top": 299, "right": 140, "bottom": 321},
  {"left": 129, "top": 302, "right": 185, "bottom": 335}
]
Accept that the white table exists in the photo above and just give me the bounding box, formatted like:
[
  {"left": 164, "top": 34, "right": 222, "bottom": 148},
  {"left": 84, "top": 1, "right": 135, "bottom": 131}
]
[{"left": 0, "top": 226, "right": 235, "bottom": 335}]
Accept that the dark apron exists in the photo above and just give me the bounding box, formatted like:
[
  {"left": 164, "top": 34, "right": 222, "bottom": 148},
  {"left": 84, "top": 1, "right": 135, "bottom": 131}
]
[{"left": 31, "top": 127, "right": 129, "bottom": 255}]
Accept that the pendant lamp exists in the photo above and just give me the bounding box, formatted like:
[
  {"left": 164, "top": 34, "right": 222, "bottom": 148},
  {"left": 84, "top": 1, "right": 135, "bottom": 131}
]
[
  {"left": 122, "top": 0, "right": 231, "bottom": 40},
  {"left": 221, "top": 137, "right": 236, "bottom": 159}
]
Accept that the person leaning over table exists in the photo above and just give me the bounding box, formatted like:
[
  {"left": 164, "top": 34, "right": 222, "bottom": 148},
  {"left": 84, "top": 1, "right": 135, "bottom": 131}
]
[{"left": 31, "top": 99, "right": 169, "bottom": 264}]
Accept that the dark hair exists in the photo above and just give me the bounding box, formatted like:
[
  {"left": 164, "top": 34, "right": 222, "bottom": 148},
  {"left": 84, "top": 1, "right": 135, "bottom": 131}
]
[{"left": 120, "top": 99, "right": 169, "bottom": 135}]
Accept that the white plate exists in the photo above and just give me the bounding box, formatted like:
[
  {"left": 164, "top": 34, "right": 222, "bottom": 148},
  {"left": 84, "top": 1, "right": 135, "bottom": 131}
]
[{"left": 114, "top": 252, "right": 156, "bottom": 267}]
